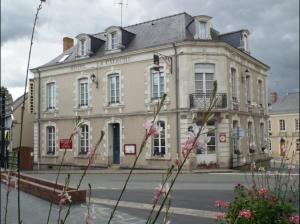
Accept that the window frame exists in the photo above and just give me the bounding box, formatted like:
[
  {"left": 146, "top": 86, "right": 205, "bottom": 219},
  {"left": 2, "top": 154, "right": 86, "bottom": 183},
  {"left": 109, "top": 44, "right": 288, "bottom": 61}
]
[
  {"left": 295, "top": 118, "right": 299, "bottom": 132},
  {"left": 79, "top": 124, "right": 89, "bottom": 154},
  {"left": 79, "top": 39, "right": 87, "bottom": 56},
  {"left": 46, "top": 126, "right": 55, "bottom": 155},
  {"left": 231, "top": 68, "right": 237, "bottom": 102},
  {"left": 199, "top": 21, "right": 207, "bottom": 39},
  {"left": 79, "top": 78, "right": 89, "bottom": 107},
  {"left": 151, "top": 67, "right": 165, "bottom": 100},
  {"left": 108, "top": 73, "right": 120, "bottom": 105},
  {"left": 248, "top": 122, "right": 254, "bottom": 144},
  {"left": 46, "top": 82, "right": 55, "bottom": 110},
  {"left": 245, "top": 75, "right": 251, "bottom": 104},
  {"left": 111, "top": 31, "right": 118, "bottom": 49},
  {"left": 279, "top": 119, "right": 286, "bottom": 132},
  {"left": 152, "top": 120, "right": 166, "bottom": 156},
  {"left": 194, "top": 64, "right": 215, "bottom": 94},
  {"left": 258, "top": 80, "right": 263, "bottom": 106}
]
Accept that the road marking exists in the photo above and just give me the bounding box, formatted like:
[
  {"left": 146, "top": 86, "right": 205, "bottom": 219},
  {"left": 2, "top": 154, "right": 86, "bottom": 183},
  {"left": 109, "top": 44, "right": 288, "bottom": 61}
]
[
  {"left": 90, "top": 197, "right": 218, "bottom": 219},
  {"left": 209, "top": 172, "right": 299, "bottom": 176}
]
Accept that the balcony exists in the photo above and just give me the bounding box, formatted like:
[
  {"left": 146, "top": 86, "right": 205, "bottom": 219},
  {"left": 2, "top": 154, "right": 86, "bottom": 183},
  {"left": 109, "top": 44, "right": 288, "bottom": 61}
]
[{"left": 189, "top": 93, "right": 227, "bottom": 110}]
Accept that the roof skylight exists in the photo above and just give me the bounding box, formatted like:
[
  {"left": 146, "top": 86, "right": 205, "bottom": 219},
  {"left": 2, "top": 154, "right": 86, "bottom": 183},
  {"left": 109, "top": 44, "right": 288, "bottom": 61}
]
[{"left": 58, "top": 54, "right": 70, "bottom": 63}]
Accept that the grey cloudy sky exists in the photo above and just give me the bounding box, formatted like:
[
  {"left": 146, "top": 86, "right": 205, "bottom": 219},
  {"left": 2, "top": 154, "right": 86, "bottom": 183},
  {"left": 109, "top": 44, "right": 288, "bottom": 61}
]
[{"left": 1, "top": 0, "right": 299, "bottom": 100}]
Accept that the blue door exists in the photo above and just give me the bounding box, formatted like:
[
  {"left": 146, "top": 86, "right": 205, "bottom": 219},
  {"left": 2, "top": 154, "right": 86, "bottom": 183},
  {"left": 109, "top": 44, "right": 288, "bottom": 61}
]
[{"left": 112, "top": 123, "right": 120, "bottom": 164}]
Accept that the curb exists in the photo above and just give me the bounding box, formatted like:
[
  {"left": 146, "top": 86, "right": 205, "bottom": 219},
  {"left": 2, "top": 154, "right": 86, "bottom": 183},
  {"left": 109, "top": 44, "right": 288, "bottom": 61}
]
[{"left": 22, "top": 169, "right": 237, "bottom": 175}]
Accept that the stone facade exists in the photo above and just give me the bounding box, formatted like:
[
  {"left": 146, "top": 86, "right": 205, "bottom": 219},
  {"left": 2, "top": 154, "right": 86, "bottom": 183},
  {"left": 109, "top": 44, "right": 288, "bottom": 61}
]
[{"left": 30, "top": 13, "right": 270, "bottom": 169}]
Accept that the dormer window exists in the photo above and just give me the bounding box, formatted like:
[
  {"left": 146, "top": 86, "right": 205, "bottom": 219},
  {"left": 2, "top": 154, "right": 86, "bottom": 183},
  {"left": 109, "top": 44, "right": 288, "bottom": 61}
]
[
  {"left": 193, "top": 15, "right": 212, "bottom": 40},
  {"left": 79, "top": 39, "right": 87, "bottom": 56},
  {"left": 199, "top": 21, "right": 207, "bottom": 39},
  {"left": 111, "top": 32, "right": 118, "bottom": 49}
]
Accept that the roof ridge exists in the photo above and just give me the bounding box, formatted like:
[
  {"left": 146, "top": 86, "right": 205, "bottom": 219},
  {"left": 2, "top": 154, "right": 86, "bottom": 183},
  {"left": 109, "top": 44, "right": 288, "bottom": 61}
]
[
  {"left": 124, "top": 12, "right": 190, "bottom": 28},
  {"left": 92, "top": 12, "right": 190, "bottom": 36}
]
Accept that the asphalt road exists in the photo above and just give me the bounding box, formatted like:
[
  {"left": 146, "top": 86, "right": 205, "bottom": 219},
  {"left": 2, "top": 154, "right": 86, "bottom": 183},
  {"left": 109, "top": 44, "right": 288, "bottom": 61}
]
[{"left": 3, "top": 170, "right": 298, "bottom": 224}]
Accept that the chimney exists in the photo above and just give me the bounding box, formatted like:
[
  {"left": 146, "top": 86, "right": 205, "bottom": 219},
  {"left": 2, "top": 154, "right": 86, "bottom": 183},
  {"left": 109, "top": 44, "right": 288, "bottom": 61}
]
[
  {"left": 271, "top": 92, "right": 278, "bottom": 104},
  {"left": 63, "top": 37, "right": 74, "bottom": 52}
]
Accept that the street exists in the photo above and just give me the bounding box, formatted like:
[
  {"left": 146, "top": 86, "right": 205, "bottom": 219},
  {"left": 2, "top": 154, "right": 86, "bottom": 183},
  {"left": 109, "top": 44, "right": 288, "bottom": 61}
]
[{"left": 1, "top": 170, "right": 299, "bottom": 224}]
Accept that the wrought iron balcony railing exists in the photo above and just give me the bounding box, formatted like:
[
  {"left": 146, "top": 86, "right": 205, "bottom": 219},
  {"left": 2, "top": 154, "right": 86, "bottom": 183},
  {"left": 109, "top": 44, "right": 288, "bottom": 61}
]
[{"left": 190, "top": 93, "right": 227, "bottom": 109}]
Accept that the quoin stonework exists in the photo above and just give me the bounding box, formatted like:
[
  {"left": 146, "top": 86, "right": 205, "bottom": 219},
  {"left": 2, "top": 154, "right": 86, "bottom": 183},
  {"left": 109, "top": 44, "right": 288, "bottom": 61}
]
[{"left": 30, "top": 13, "right": 270, "bottom": 169}]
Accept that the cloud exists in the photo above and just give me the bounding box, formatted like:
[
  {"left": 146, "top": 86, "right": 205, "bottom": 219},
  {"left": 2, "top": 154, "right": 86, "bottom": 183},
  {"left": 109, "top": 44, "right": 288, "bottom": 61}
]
[{"left": 1, "top": 0, "right": 299, "bottom": 100}]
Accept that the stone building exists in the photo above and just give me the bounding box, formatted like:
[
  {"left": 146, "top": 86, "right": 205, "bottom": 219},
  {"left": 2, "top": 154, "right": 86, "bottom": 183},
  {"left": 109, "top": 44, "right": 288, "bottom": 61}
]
[
  {"left": 269, "top": 91, "right": 299, "bottom": 162},
  {"left": 30, "top": 13, "right": 270, "bottom": 169}
]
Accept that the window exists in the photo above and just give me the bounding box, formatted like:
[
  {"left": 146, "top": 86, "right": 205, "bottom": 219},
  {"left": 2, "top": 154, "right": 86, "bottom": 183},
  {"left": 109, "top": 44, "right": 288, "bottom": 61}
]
[
  {"left": 296, "top": 139, "right": 300, "bottom": 152},
  {"left": 153, "top": 121, "right": 166, "bottom": 156},
  {"left": 232, "top": 121, "right": 239, "bottom": 153},
  {"left": 199, "top": 21, "right": 207, "bottom": 39},
  {"left": 260, "top": 123, "right": 265, "bottom": 148},
  {"left": 79, "top": 78, "right": 88, "bottom": 107},
  {"left": 108, "top": 74, "right": 120, "bottom": 104},
  {"left": 207, "top": 127, "right": 216, "bottom": 154},
  {"left": 279, "top": 119, "right": 286, "bottom": 131},
  {"left": 245, "top": 76, "right": 251, "bottom": 104},
  {"left": 79, "top": 124, "right": 89, "bottom": 154},
  {"left": 151, "top": 67, "right": 165, "bottom": 100},
  {"left": 46, "top": 126, "right": 55, "bottom": 154},
  {"left": 195, "top": 64, "right": 215, "bottom": 94},
  {"left": 46, "top": 82, "right": 55, "bottom": 110},
  {"left": 58, "top": 54, "right": 70, "bottom": 63},
  {"left": 248, "top": 122, "right": 253, "bottom": 144},
  {"left": 268, "top": 119, "right": 272, "bottom": 132},
  {"left": 295, "top": 119, "right": 299, "bottom": 131},
  {"left": 231, "top": 68, "right": 237, "bottom": 101},
  {"left": 111, "top": 32, "right": 118, "bottom": 49},
  {"left": 258, "top": 80, "right": 263, "bottom": 106},
  {"left": 79, "top": 39, "right": 87, "bottom": 56}
]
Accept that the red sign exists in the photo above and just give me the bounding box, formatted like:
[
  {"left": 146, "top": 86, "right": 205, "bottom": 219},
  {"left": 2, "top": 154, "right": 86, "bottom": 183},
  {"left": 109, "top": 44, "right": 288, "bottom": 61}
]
[{"left": 59, "top": 139, "right": 72, "bottom": 150}]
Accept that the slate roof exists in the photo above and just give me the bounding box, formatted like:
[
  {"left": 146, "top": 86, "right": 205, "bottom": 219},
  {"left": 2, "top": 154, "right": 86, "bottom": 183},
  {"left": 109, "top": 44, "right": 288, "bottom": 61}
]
[
  {"left": 35, "top": 12, "right": 268, "bottom": 69},
  {"left": 269, "top": 91, "right": 299, "bottom": 114}
]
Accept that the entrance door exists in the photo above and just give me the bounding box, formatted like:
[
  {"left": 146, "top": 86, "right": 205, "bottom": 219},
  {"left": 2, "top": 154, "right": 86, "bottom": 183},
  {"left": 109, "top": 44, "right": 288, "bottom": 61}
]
[{"left": 112, "top": 123, "right": 120, "bottom": 164}]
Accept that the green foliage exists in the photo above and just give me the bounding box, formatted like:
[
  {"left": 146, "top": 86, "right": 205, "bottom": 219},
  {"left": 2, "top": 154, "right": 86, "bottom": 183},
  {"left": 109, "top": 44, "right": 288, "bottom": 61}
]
[{"left": 219, "top": 184, "right": 296, "bottom": 224}]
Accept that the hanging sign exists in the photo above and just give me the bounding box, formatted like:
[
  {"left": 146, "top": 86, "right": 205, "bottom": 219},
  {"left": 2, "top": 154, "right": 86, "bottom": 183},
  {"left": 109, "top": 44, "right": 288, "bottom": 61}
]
[{"left": 59, "top": 139, "right": 72, "bottom": 150}]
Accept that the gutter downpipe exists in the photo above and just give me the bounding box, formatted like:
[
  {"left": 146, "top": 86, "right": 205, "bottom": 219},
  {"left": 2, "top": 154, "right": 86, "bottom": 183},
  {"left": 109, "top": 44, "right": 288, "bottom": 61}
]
[
  {"left": 173, "top": 43, "right": 180, "bottom": 155},
  {"left": 37, "top": 69, "right": 41, "bottom": 170}
]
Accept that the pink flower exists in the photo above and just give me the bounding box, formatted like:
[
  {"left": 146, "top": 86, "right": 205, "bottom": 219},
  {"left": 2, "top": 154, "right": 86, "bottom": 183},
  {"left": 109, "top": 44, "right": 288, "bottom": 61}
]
[
  {"left": 216, "top": 212, "right": 224, "bottom": 221},
  {"left": 214, "top": 200, "right": 223, "bottom": 208},
  {"left": 59, "top": 198, "right": 66, "bottom": 208},
  {"left": 143, "top": 122, "right": 159, "bottom": 137},
  {"left": 258, "top": 187, "right": 268, "bottom": 195},
  {"left": 239, "top": 210, "right": 253, "bottom": 219},
  {"left": 58, "top": 192, "right": 72, "bottom": 208},
  {"left": 175, "top": 158, "right": 182, "bottom": 168},
  {"left": 289, "top": 215, "right": 299, "bottom": 224},
  {"left": 152, "top": 183, "right": 169, "bottom": 208},
  {"left": 86, "top": 147, "right": 97, "bottom": 163},
  {"left": 85, "top": 213, "right": 92, "bottom": 224}
]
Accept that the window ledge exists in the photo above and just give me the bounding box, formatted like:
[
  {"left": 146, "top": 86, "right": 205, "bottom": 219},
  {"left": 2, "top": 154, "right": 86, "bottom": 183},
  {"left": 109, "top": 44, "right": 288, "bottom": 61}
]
[
  {"left": 44, "top": 109, "right": 59, "bottom": 114},
  {"left": 103, "top": 103, "right": 125, "bottom": 109},
  {"left": 145, "top": 99, "right": 171, "bottom": 106},
  {"left": 145, "top": 152, "right": 171, "bottom": 160},
  {"left": 42, "top": 154, "right": 59, "bottom": 158},
  {"left": 74, "top": 155, "right": 88, "bottom": 159},
  {"left": 73, "top": 106, "right": 93, "bottom": 112},
  {"left": 105, "top": 48, "right": 122, "bottom": 54}
]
